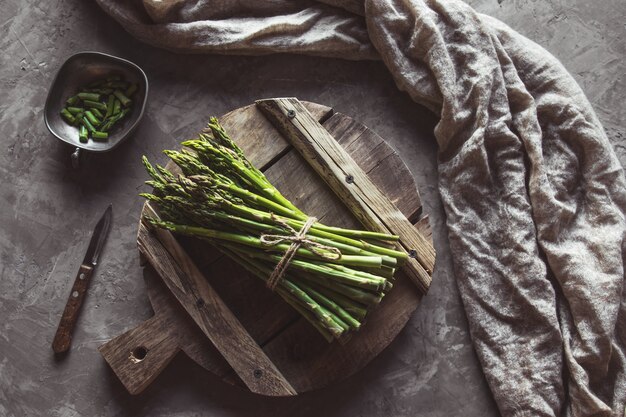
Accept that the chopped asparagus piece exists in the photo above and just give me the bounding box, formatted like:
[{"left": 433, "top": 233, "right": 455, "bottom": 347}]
[
  {"left": 84, "top": 100, "right": 107, "bottom": 111},
  {"left": 112, "top": 99, "right": 121, "bottom": 115},
  {"left": 85, "top": 110, "right": 101, "bottom": 126},
  {"left": 81, "top": 116, "right": 97, "bottom": 133},
  {"left": 60, "top": 108, "right": 75, "bottom": 124},
  {"left": 105, "top": 95, "right": 115, "bottom": 118},
  {"left": 113, "top": 90, "right": 131, "bottom": 107},
  {"left": 77, "top": 92, "right": 100, "bottom": 101},
  {"left": 79, "top": 125, "right": 88, "bottom": 143},
  {"left": 91, "top": 108, "right": 104, "bottom": 119},
  {"left": 92, "top": 131, "right": 109, "bottom": 140}
]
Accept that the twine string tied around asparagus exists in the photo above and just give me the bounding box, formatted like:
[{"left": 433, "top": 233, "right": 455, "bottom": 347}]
[{"left": 261, "top": 215, "right": 341, "bottom": 290}]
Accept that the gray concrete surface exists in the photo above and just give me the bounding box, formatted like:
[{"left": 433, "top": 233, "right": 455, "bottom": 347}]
[{"left": 1, "top": 0, "right": 623, "bottom": 416}]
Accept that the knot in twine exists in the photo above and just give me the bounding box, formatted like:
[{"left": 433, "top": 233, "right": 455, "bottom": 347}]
[{"left": 260, "top": 216, "right": 341, "bottom": 290}]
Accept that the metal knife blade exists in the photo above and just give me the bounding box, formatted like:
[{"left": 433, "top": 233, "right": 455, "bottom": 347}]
[
  {"left": 83, "top": 204, "right": 113, "bottom": 267},
  {"left": 52, "top": 204, "right": 113, "bottom": 354}
]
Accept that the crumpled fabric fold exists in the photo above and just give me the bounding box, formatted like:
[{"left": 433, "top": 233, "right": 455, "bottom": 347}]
[{"left": 95, "top": 0, "right": 626, "bottom": 415}]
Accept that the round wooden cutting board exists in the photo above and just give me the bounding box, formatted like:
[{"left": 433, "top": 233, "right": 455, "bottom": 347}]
[{"left": 99, "top": 101, "right": 433, "bottom": 395}]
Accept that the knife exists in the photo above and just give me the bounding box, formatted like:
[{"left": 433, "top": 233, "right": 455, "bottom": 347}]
[{"left": 52, "top": 204, "right": 113, "bottom": 354}]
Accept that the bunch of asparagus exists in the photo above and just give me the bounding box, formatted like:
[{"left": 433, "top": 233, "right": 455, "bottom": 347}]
[{"left": 141, "top": 118, "right": 408, "bottom": 342}]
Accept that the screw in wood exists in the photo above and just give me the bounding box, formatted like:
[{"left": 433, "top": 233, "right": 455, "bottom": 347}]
[
  {"left": 72, "top": 291, "right": 79, "bottom": 298},
  {"left": 287, "top": 109, "right": 296, "bottom": 119},
  {"left": 408, "top": 249, "right": 417, "bottom": 258},
  {"left": 345, "top": 174, "right": 354, "bottom": 184},
  {"left": 196, "top": 298, "right": 205, "bottom": 308},
  {"left": 254, "top": 369, "right": 263, "bottom": 379}
]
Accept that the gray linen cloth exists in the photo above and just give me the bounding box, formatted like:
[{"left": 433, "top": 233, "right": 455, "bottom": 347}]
[{"left": 95, "top": 0, "right": 626, "bottom": 415}]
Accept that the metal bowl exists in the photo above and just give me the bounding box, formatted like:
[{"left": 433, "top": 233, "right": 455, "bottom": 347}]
[{"left": 44, "top": 51, "right": 148, "bottom": 167}]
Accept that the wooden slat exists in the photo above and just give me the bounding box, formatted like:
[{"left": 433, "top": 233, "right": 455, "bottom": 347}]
[
  {"left": 219, "top": 102, "right": 333, "bottom": 170},
  {"left": 326, "top": 113, "right": 422, "bottom": 223},
  {"left": 256, "top": 98, "right": 434, "bottom": 293},
  {"left": 414, "top": 216, "right": 433, "bottom": 243},
  {"left": 138, "top": 204, "right": 296, "bottom": 396},
  {"left": 98, "top": 266, "right": 238, "bottom": 394},
  {"left": 98, "top": 313, "right": 181, "bottom": 395}
]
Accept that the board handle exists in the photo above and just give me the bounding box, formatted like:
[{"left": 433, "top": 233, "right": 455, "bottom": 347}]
[{"left": 99, "top": 314, "right": 180, "bottom": 395}]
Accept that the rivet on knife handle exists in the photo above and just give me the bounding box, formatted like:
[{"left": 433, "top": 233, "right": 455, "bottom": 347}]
[{"left": 52, "top": 264, "right": 95, "bottom": 353}]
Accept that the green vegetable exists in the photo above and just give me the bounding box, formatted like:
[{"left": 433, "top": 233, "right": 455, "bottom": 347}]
[
  {"left": 141, "top": 118, "right": 405, "bottom": 342},
  {"left": 91, "top": 108, "right": 104, "bottom": 119},
  {"left": 84, "top": 100, "right": 107, "bottom": 111},
  {"left": 100, "top": 109, "right": 129, "bottom": 132},
  {"left": 60, "top": 108, "right": 75, "bottom": 124},
  {"left": 66, "top": 95, "right": 79, "bottom": 106},
  {"left": 81, "top": 116, "right": 97, "bottom": 133},
  {"left": 79, "top": 125, "right": 88, "bottom": 143},
  {"left": 85, "top": 110, "right": 101, "bottom": 126},
  {"left": 60, "top": 75, "right": 135, "bottom": 142},
  {"left": 93, "top": 131, "right": 109, "bottom": 140},
  {"left": 78, "top": 92, "right": 100, "bottom": 101},
  {"left": 112, "top": 99, "right": 121, "bottom": 115},
  {"left": 113, "top": 89, "right": 131, "bottom": 107},
  {"left": 105, "top": 95, "right": 115, "bottom": 118}
]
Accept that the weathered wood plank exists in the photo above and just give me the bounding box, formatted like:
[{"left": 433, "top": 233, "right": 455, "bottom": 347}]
[
  {"left": 415, "top": 215, "right": 433, "bottom": 244},
  {"left": 98, "top": 312, "right": 181, "bottom": 395},
  {"left": 256, "top": 98, "right": 434, "bottom": 293},
  {"left": 138, "top": 204, "right": 296, "bottom": 396},
  {"left": 98, "top": 265, "right": 238, "bottom": 394},
  {"left": 219, "top": 102, "right": 333, "bottom": 170},
  {"left": 326, "top": 113, "right": 422, "bottom": 223}
]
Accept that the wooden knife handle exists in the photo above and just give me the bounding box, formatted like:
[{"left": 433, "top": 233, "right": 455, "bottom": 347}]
[{"left": 52, "top": 264, "right": 94, "bottom": 354}]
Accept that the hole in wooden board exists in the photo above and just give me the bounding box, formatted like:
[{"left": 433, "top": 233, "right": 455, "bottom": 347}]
[{"left": 130, "top": 346, "right": 148, "bottom": 363}]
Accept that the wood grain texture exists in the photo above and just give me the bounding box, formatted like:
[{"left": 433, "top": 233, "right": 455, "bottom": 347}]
[
  {"left": 137, "top": 203, "right": 297, "bottom": 396},
  {"left": 218, "top": 102, "right": 333, "bottom": 171},
  {"left": 325, "top": 112, "right": 422, "bottom": 223},
  {"left": 256, "top": 98, "right": 435, "bottom": 293},
  {"left": 98, "top": 266, "right": 237, "bottom": 394},
  {"left": 101, "top": 100, "right": 434, "bottom": 395},
  {"left": 52, "top": 264, "right": 94, "bottom": 354},
  {"left": 98, "top": 313, "right": 180, "bottom": 394}
]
